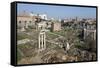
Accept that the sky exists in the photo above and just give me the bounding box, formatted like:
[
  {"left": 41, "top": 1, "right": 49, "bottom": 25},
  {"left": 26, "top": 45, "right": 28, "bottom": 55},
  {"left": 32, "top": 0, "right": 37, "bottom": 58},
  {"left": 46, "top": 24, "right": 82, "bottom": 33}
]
[{"left": 17, "top": 3, "right": 96, "bottom": 19}]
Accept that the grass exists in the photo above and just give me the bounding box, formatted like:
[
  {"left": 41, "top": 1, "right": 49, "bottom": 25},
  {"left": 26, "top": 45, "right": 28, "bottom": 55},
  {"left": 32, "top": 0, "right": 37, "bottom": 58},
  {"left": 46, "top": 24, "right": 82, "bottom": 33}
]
[
  {"left": 17, "top": 42, "right": 38, "bottom": 56},
  {"left": 17, "top": 48, "right": 23, "bottom": 62},
  {"left": 17, "top": 33, "right": 31, "bottom": 40},
  {"left": 17, "top": 43, "right": 35, "bottom": 52},
  {"left": 46, "top": 32, "right": 58, "bottom": 40}
]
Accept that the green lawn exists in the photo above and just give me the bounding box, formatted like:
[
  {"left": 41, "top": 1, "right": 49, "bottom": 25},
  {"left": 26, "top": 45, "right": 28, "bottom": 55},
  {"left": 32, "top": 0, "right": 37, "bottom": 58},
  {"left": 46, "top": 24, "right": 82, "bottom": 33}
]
[
  {"left": 17, "top": 48, "right": 23, "bottom": 62},
  {"left": 17, "top": 33, "right": 31, "bottom": 40},
  {"left": 46, "top": 32, "right": 59, "bottom": 40}
]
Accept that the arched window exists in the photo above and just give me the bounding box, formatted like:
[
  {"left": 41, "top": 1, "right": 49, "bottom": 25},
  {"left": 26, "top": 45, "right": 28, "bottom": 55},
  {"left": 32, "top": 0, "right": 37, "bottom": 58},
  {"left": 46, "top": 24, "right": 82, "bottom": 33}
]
[
  {"left": 19, "top": 21, "right": 21, "bottom": 23},
  {"left": 24, "top": 21, "right": 27, "bottom": 25},
  {"left": 29, "top": 21, "right": 31, "bottom": 23},
  {"left": 25, "top": 21, "right": 27, "bottom": 23}
]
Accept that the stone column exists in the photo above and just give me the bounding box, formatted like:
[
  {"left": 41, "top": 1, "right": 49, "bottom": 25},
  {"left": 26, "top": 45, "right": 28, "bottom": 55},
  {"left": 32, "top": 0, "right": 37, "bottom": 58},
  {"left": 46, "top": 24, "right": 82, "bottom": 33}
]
[
  {"left": 41, "top": 33, "right": 44, "bottom": 50},
  {"left": 66, "top": 42, "right": 70, "bottom": 50},
  {"left": 38, "top": 30, "right": 46, "bottom": 52},
  {"left": 84, "top": 28, "right": 86, "bottom": 39},
  {"left": 44, "top": 32, "right": 46, "bottom": 49},
  {"left": 25, "top": 22, "right": 28, "bottom": 28},
  {"left": 94, "top": 30, "right": 96, "bottom": 40},
  {"left": 38, "top": 34, "right": 40, "bottom": 49},
  {"left": 21, "top": 21, "right": 25, "bottom": 31}
]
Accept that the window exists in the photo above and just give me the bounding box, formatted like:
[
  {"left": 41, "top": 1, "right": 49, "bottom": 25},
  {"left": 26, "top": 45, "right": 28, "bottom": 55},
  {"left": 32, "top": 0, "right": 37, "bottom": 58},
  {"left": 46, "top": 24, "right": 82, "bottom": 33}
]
[
  {"left": 25, "top": 21, "right": 27, "bottom": 25},
  {"left": 19, "top": 21, "right": 21, "bottom": 23},
  {"left": 29, "top": 21, "right": 31, "bottom": 23},
  {"left": 25, "top": 21, "right": 27, "bottom": 23}
]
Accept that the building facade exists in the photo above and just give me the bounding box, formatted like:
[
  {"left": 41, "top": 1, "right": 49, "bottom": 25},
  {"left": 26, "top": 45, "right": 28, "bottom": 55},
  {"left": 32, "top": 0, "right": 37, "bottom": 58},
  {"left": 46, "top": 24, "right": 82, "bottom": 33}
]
[{"left": 51, "top": 22, "right": 61, "bottom": 31}]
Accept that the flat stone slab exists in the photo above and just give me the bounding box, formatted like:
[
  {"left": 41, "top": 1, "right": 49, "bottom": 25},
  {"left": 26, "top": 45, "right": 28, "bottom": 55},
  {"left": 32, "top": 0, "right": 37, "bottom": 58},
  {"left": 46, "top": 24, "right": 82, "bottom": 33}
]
[{"left": 17, "top": 39, "right": 30, "bottom": 45}]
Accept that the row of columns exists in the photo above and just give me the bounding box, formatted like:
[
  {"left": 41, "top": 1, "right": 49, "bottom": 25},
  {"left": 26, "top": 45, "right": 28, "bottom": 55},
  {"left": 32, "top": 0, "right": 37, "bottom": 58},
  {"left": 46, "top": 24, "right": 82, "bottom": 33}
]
[
  {"left": 84, "top": 28, "right": 96, "bottom": 40},
  {"left": 19, "top": 22, "right": 28, "bottom": 31}
]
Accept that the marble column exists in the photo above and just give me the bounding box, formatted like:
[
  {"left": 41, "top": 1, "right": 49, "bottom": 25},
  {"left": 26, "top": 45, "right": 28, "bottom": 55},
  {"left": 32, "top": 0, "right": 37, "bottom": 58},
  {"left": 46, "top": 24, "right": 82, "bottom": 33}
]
[
  {"left": 38, "top": 34, "right": 40, "bottom": 50},
  {"left": 41, "top": 34, "right": 44, "bottom": 50},
  {"left": 38, "top": 31, "right": 46, "bottom": 51},
  {"left": 44, "top": 33, "right": 46, "bottom": 49}
]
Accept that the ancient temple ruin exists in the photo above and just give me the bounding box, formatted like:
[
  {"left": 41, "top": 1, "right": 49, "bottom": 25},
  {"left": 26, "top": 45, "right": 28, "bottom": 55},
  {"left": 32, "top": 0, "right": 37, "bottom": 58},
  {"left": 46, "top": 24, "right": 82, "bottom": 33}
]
[{"left": 38, "top": 30, "right": 46, "bottom": 51}]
